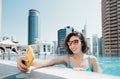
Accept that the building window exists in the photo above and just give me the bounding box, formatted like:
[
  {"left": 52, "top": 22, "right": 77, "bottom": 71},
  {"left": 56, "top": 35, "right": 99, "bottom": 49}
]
[
  {"left": 43, "top": 45, "right": 46, "bottom": 52},
  {"left": 47, "top": 45, "right": 50, "bottom": 52}
]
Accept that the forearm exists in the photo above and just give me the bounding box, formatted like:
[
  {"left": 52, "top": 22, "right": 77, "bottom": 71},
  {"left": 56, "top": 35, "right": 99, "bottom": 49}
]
[
  {"left": 31, "top": 56, "right": 66, "bottom": 68},
  {"left": 31, "top": 59, "right": 54, "bottom": 68}
]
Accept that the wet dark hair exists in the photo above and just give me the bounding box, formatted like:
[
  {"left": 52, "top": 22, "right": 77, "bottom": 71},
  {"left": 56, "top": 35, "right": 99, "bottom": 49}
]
[{"left": 64, "top": 31, "right": 89, "bottom": 55}]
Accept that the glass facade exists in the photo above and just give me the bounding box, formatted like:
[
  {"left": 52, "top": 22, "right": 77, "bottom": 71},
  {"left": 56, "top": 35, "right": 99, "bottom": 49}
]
[
  {"left": 57, "top": 26, "right": 74, "bottom": 54},
  {"left": 28, "top": 9, "right": 40, "bottom": 45},
  {"left": 92, "top": 34, "right": 99, "bottom": 56},
  {"left": 0, "top": 0, "right": 1, "bottom": 35},
  {"left": 82, "top": 25, "right": 87, "bottom": 37}
]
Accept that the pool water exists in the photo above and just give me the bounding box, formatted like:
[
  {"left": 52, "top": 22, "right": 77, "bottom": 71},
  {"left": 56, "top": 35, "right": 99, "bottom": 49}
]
[
  {"left": 98, "top": 56, "right": 120, "bottom": 76},
  {"left": 0, "top": 54, "right": 120, "bottom": 76}
]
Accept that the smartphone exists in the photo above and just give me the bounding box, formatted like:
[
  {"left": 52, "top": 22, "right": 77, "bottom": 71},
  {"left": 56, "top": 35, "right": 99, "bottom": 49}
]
[{"left": 25, "top": 46, "right": 34, "bottom": 67}]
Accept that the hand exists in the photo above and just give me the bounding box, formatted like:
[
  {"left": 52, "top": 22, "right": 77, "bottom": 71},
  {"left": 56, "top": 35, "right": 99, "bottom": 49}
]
[
  {"left": 73, "top": 67, "right": 86, "bottom": 71},
  {"left": 17, "top": 56, "right": 29, "bottom": 73}
]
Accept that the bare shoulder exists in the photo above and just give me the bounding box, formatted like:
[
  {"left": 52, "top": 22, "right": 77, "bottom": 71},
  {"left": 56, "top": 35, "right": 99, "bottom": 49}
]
[
  {"left": 57, "top": 55, "right": 68, "bottom": 60},
  {"left": 89, "top": 55, "right": 98, "bottom": 63},
  {"left": 89, "top": 55, "right": 100, "bottom": 72},
  {"left": 51, "top": 55, "right": 68, "bottom": 65},
  {"left": 53, "top": 55, "right": 68, "bottom": 61}
]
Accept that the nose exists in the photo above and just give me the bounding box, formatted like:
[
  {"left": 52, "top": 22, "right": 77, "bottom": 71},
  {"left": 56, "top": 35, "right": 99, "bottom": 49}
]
[
  {"left": 69, "top": 45, "right": 76, "bottom": 52},
  {"left": 69, "top": 43, "right": 75, "bottom": 49},
  {"left": 71, "top": 43, "right": 75, "bottom": 46}
]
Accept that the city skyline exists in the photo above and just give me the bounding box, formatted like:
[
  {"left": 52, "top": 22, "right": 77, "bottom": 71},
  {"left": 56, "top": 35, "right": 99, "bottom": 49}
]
[{"left": 2, "top": 0, "right": 101, "bottom": 45}]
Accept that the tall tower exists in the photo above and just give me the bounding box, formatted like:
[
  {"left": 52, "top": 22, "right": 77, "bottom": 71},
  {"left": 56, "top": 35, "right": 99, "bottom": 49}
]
[
  {"left": 0, "top": 0, "right": 2, "bottom": 35},
  {"left": 92, "top": 34, "right": 99, "bottom": 56},
  {"left": 82, "top": 24, "right": 87, "bottom": 37},
  {"left": 28, "top": 9, "right": 40, "bottom": 45},
  {"left": 102, "top": 0, "right": 120, "bottom": 56},
  {"left": 57, "top": 26, "right": 74, "bottom": 54}
]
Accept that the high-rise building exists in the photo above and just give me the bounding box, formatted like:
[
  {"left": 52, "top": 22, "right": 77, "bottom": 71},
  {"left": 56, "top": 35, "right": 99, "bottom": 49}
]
[
  {"left": 82, "top": 24, "right": 87, "bottom": 37},
  {"left": 86, "top": 38, "right": 91, "bottom": 55},
  {"left": 28, "top": 9, "right": 40, "bottom": 45},
  {"left": 0, "top": 0, "right": 2, "bottom": 35},
  {"left": 102, "top": 0, "right": 120, "bottom": 56},
  {"left": 57, "top": 26, "right": 74, "bottom": 54},
  {"left": 98, "top": 37, "right": 102, "bottom": 56},
  {"left": 82, "top": 24, "right": 91, "bottom": 54},
  {"left": 53, "top": 41, "right": 57, "bottom": 54},
  {"left": 39, "top": 40, "right": 54, "bottom": 55},
  {"left": 92, "top": 34, "right": 99, "bottom": 56}
]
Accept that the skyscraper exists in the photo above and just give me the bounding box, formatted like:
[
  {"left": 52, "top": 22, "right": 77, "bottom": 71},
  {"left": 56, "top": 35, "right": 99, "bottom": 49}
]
[
  {"left": 98, "top": 37, "right": 102, "bottom": 56},
  {"left": 57, "top": 26, "right": 74, "bottom": 54},
  {"left": 0, "top": 0, "right": 2, "bottom": 35},
  {"left": 28, "top": 9, "right": 40, "bottom": 45},
  {"left": 82, "top": 24, "right": 87, "bottom": 37},
  {"left": 102, "top": 0, "right": 120, "bottom": 56},
  {"left": 92, "top": 34, "right": 99, "bottom": 56}
]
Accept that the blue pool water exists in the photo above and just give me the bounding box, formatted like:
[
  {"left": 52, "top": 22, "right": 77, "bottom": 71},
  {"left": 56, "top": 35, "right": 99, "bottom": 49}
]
[
  {"left": 0, "top": 54, "right": 120, "bottom": 76},
  {"left": 98, "top": 56, "right": 120, "bottom": 76}
]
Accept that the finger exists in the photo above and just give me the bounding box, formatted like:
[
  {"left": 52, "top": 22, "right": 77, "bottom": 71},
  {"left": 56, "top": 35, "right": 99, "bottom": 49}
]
[
  {"left": 17, "top": 57, "right": 29, "bottom": 73},
  {"left": 17, "top": 62, "right": 27, "bottom": 71},
  {"left": 18, "top": 57, "right": 28, "bottom": 67},
  {"left": 18, "top": 64, "right": 29, "bottom": 73}
]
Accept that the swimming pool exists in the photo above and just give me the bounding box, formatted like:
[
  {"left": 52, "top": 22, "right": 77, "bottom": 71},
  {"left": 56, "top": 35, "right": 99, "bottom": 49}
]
[
  {"left": 0, "top": 54, "right": 120, "bottom": 76},
  {"left": 98, "top": 56, "right": 120, "bottom": 76}
]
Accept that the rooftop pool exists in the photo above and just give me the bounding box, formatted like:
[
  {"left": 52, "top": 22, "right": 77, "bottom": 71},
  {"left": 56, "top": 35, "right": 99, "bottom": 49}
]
[{"left": 0, "top": 54, "right": 120, "bottom": 76}]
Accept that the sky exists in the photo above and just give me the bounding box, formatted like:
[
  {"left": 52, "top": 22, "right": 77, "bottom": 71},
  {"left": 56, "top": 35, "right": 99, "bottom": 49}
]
[{"left": 2, "top": 0, "right": 101, "bottom": 45}]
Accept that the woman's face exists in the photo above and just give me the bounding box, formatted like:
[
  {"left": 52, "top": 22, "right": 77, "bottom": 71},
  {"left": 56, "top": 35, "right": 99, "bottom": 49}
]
[{"left": 67, "top": 36, "right": 82, "bottom": 54}]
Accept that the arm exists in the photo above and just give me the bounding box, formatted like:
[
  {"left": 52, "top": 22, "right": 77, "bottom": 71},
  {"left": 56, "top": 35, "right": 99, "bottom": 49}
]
[
  {"left": 17, "top": 56, "right": 67, "bottom": 73},
  {"left": 91, "top": 56, "right": 100, "bottom": 72},
  {"left": 32, "top": 56, "right": 67, "bottom": 68}
]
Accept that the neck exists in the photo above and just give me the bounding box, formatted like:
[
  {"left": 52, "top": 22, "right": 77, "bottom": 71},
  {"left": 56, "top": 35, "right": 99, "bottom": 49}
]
[{"left": 72, "top": 52, "right": 84, "bottom": 59}]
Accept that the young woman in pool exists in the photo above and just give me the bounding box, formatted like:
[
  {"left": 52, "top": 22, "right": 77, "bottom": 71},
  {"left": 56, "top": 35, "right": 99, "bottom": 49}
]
[{"left": 17, "top": 31, "right": 99, "bottom": 73}]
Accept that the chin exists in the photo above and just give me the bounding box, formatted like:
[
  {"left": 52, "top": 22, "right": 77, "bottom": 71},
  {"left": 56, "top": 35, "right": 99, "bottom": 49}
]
[{"left": 73, "top": 51, "right": 79, "bottom": 54}]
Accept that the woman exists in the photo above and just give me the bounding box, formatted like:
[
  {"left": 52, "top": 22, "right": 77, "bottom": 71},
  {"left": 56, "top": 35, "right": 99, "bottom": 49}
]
[{"left": 17, "top": 31, "right": 99, "bottom": 73}]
